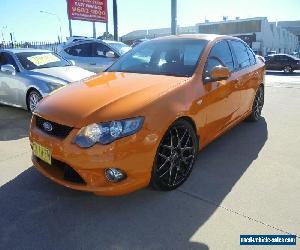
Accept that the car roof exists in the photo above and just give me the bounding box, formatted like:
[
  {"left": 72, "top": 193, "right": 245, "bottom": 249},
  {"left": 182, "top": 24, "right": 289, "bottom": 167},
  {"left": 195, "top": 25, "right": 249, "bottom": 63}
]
[
  {"left": 0, "top": 48, "right": 51, "bottom": 54},
  {"left": 154, "top": 33, "right": 237, "bottom": 41}
]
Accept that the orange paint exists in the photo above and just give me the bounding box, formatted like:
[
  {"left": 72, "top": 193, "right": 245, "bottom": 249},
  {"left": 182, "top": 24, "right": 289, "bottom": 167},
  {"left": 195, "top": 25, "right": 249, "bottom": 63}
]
[{"left": 29, "top": 35, "right": 265, "bottom": 196}]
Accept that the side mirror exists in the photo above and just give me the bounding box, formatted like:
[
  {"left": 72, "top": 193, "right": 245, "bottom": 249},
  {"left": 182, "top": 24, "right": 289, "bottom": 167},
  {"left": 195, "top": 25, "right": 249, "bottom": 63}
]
[
  {"left": 1, "top": 64, "right": 16, "bottom": 75},
  {"left": 106, "top": 51, "right": 116, "bottom": 58},
  {"left": 210, "top": 66, "right": 230, "bottom": 81}
]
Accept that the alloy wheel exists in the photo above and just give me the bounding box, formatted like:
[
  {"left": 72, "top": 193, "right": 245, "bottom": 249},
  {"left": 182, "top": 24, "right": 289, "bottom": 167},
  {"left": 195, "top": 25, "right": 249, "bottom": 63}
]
[
  {"left": 283, "top": 66, "right": 292, "bottom": 73},
  {"left": 253, "top": 86, "right": 264, "bottom": 120},
  {"left": 153, "top": 122, "right": 197, "bottom": 189},
  {"left": 29, "top": 91, "right": 42, "bottom": 112}
]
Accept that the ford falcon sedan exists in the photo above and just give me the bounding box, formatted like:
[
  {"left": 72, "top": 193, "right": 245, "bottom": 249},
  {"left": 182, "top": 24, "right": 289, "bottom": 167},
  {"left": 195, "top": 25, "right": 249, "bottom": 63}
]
[{"left": 29, "top": 34, "right": 265, "bottom": 196}]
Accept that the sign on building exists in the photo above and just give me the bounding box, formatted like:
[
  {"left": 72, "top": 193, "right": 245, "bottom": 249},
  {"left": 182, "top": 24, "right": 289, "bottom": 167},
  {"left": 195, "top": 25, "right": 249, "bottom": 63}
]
[{"left": 68, "top": 0, "right": 107, "bottom": 23}]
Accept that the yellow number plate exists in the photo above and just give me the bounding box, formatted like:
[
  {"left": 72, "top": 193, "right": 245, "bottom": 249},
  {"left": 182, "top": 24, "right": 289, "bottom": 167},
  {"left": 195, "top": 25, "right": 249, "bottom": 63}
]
[{"left": 32, "top": 142, "right": 52, "bottom": 165}]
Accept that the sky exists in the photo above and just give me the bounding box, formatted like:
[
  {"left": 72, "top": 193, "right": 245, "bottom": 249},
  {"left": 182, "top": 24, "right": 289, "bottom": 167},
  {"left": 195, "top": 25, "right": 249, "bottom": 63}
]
[{"left": 1, "top": 0, "right": 300, "bottom": 42}]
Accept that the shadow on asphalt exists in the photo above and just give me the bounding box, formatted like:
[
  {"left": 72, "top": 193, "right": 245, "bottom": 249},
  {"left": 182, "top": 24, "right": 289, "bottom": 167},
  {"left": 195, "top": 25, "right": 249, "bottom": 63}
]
[
  {"left": 266, "top": 70, "right": 300, "bottom": 76},
  {"left": 0, "top": 117, "right": 268, "bottom": 250},
  {"left": 0, "top": 104, "right": 31, "bottom": 141}
]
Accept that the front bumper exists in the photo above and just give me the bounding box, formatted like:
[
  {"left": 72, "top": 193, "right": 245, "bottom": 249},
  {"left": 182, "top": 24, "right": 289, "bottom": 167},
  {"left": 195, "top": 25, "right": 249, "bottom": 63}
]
[{"left": 29, "top": 116, "right": 160, "bottom": 196}]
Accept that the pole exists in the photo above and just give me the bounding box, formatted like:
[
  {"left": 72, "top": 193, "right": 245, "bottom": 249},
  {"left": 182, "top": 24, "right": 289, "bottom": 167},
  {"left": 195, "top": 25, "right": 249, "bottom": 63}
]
[
  {"left": 68, "top": 19, "right": 73, "bottom": 37},
  {"left": 93, "top": 22, "right": 96, "bottom": 38},
  {"left": 171, "top": 0, "right": 177, "bottom": 35},
  {"left": 113, "top": 0, "right": 118, "bottom": 41}
]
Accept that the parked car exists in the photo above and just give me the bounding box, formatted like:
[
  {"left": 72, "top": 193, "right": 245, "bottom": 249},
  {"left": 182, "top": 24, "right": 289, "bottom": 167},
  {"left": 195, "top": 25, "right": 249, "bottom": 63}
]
[
  {"left": 265, "top": 54, "right": 300, "bottom": 73},
  {"left": 30, "top": 34, "right": 265, "bottom": 196},
  {"left": 266, "top": 51, "right": 276, "bottom": 56},
  {"left": 0, "top": 48, "right": 95, "bottom": 112},
  {"left": 58, "top": 39, "right": 131, "bottom": 73}
]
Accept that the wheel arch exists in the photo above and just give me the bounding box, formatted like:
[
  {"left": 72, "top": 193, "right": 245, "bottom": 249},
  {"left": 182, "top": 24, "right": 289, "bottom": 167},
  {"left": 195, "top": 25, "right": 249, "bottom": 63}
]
[{"left": 174, "top": 115, "right": 200, "bottom": 150}]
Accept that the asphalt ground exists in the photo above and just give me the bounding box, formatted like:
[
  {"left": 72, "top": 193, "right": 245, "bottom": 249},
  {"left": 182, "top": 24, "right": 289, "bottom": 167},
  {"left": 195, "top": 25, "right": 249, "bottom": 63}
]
[{"left": 0, "top": 71, "right": 299, "bottom": 250}]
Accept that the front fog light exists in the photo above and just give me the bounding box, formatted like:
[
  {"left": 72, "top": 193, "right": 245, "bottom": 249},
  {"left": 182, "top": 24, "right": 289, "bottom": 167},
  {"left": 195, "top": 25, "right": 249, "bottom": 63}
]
[{"left": 105, "top": 168, "right": 127, "bottom": 182}]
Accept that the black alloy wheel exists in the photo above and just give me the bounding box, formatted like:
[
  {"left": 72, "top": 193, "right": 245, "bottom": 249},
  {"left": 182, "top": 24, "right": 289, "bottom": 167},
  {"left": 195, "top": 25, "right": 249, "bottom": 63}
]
[
  {"left": 247, "top": 85, "right": 264, "bottom": 122},
  {"left": 151, "top": 119, "right": 198, "bottom": 191}
]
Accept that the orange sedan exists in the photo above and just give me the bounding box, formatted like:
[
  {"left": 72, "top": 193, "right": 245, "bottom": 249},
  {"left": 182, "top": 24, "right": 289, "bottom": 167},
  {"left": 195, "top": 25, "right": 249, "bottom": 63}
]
[{"left": 29, "top": 34, "right": 265, "bottom": 196}]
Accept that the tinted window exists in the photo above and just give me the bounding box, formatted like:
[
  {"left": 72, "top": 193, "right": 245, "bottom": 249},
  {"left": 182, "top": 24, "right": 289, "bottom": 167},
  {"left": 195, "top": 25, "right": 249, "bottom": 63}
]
[
  {"left": 209, "top": 40, "right": 234, "bottom": 71},
  {"left": 107, "top": 39, "right": 208, "bottom": 77},
  {"left": 203, "top": 40, "right": 234, "bottom": 80},
  {"left": 65, "top": 43, "right": 93, "bottom": 57},
  {"left": 93, "top": 42, "right": 110, "bottom": 57},
  {"left": 246, "top": 46, "right": 256, "bottom": 65},
  {"left": 275, "top": 55, "right": 289, "bottom": 61},
  {"left": 203, "top": 57, "right": 224, "bottom": 80},
  {"left": 231, "top": 40, "right": 251, "bottom": 69}
]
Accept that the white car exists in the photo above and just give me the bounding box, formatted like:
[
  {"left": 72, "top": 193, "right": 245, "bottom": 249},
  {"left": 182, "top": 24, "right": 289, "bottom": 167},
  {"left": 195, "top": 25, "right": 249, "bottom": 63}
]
[{"left": 58, "top": 39, "right": 131, "bottom": 73}]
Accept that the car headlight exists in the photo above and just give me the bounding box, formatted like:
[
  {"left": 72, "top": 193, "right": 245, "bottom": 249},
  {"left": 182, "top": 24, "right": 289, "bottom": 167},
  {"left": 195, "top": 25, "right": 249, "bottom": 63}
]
[{"left": 74, "top": 117, "right": 144, "bottom": 148}]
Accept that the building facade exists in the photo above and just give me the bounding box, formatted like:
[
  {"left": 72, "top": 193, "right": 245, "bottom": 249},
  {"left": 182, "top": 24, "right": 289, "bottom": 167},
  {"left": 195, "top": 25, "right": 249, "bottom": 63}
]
[{"left": 122, "top": 17, "right": 299, "bottom": 56}]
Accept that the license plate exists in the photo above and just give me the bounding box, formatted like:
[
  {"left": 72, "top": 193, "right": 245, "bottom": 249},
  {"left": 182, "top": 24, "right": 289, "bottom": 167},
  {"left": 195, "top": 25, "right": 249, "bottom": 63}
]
[{"left": 32, "top": 142, "right": 52, "bottom": 165}]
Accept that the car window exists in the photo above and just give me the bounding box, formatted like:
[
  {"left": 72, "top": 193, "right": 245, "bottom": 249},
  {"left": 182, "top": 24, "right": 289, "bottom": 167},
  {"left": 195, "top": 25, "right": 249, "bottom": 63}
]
[
  {"left": 246, "top": 46, "right": 256, "bottom": 65},
  {"left": 107, "top": 39, "right": 208, "bottom": 77},
  {"left": 0, "top": 52, "right": 19, "bottom": 71},
  {"left": 209, "top": 40, "right": 234, "bottom": 71},
  {"left": 203, "top": 57, "right": 224, "bottom": 80},
  {"left": 203, "top": 40, "right": 234, "bottom": 80},
  {"left": 230, "top": 40, "right": 251, "bottom": 69},
  {"left": 93, "top": 42, "right": 110, "bottom": 57},
  {"left": 16, "top": 52, "right": 70, "bottom": 70},
  {"left": 276, "top": 55, "right": 289, "bottom": 61},
  {"left": 65, "top": 43, "right": 93, "bottom": 57}
]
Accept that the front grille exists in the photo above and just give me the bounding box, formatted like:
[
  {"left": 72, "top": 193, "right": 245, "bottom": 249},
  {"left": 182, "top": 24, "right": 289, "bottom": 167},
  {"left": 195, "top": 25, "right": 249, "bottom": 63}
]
[
  {"left": 35, "top": 116, "right": 73, "bottom": 139},
  {"left": 36, "top": 157, "right": 85, "bottom": 184}
]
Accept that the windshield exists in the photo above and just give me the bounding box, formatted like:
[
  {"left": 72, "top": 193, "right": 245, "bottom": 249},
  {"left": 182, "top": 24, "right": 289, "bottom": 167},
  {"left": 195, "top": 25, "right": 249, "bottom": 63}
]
[
  {"left": 16, "top": 52, "right": 71, "bottom": 70},
  {"left": 107, "top": 39, "right": 208, "bottom": 77},
  {"left": 107, "top": 42, "right": 131, "bottom": 55}
]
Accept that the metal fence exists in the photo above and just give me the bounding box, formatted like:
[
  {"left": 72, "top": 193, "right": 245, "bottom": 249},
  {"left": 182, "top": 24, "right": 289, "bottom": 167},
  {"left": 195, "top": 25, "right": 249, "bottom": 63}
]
[{"left": 0, "top": 41, "right": 61, "bottom": 53}]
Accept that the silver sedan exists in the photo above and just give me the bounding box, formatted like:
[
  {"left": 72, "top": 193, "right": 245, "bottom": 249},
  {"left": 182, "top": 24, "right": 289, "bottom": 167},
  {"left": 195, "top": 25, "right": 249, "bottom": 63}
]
[
  {"left": 58, "top": 39, "right": 131, "bottom": 73},
  {"left": 0, "top": 48, "right": 95, "bottom": 112}
]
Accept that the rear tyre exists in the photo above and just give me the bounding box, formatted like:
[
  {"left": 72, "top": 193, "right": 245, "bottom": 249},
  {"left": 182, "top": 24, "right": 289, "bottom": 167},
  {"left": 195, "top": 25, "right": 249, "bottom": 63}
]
[
  {"left": 283, "top": 65, "right": 292, "bottom": 73},
  {"left": 246, "top": 85, "right": 264, "bottom": 122},
  {"left": 151, "top": 119, "right": 198, "bottom": 191},
  {"left": 27, "top": 90, "right": 42, "bottom": 112}
]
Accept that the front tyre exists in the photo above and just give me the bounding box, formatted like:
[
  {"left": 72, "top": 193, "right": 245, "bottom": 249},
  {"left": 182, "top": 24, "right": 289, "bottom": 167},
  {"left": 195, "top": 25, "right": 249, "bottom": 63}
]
[
  {"left": 27, "top": 90, "right": 42, "bottom": 113},
  {"left": 151, "top": 119, "right": 198, "bottom": 191},
  {"left": 246, "top": 85, "right": 264, "bottom": 122}
]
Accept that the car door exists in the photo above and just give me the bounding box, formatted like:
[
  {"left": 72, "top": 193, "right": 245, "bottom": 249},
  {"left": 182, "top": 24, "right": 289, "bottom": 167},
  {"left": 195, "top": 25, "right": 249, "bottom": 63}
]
[
  {"left": 92, "top": 42, "right": 118, "bottom": 72},
  {"left": 272, "top": 55, "right": 285, "bottom": 70},
  {"left": 201, "top": 40, "right": 241, "bottom": 141},
  {"left": 0, "top": 52, "right": 23, "bottom": 105},
  {"left": 229, "top": 40, "right": 260, "bottom": 115}
]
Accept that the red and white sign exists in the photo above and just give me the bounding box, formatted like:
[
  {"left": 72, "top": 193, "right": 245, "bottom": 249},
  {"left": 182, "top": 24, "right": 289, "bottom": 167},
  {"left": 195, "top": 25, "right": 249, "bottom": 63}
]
[{"left": 68, "top": 0, "right": 107, "bottom": 23}]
